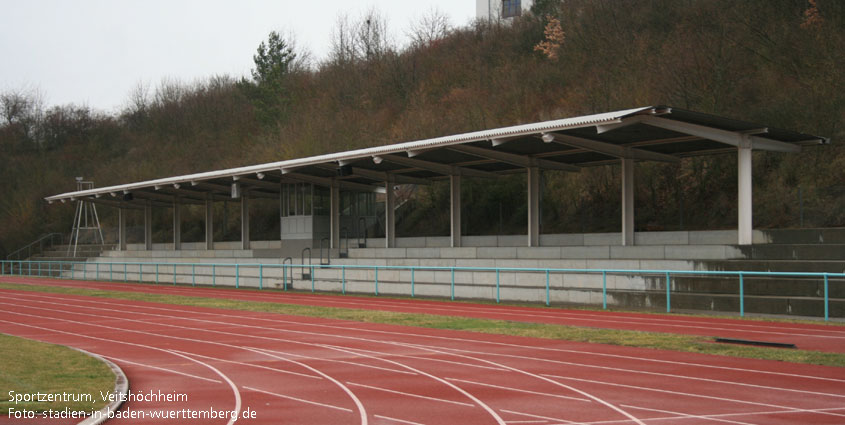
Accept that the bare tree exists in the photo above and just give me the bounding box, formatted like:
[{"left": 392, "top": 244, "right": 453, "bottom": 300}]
[
  {"left": 408, "top": 7, "right": 452, "bottom": 48},
  {"left": 354, "top": 7, "right": 391, "bottom": 61}
]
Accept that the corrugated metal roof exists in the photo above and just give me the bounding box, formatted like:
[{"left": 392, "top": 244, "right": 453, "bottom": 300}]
[{"left": 44, "top": 106, "right": 827, "bottom": 203}]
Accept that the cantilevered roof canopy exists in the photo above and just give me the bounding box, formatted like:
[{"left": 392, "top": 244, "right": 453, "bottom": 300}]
[{"left": 45, "top": 105, "right": 828, "bottom": 208}]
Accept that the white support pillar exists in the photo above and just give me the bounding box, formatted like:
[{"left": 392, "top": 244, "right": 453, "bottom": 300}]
[
  {"left": 241, "top": 191, "right": 250, "bottom": 250},
  {"left": 450, "top": 174, "right": 462, "bottom": 248},
  {"left": 118, "top": 207, "right": 127, "bottom": 251},
  {"left": 621, "top": 158, "right": 635, "bottom": 246},
  {"left": 330, "top": 181, "right": 340, "bottom": 249},
  {"left": 205, "top": 195, "right": 214, "bottom": 250},
  {"left": 738, "top": 139, "right": 753, "bottom": 245},
  {"left": 385, "top": 177, "right": 396, "bottom": 248},
  {"left": 173, "top": 198, "right": 181, "bottom": 250},
  {"left": 527, "top": 167, "right": 540, "bottom": 247},
  {"left": 144, "top": 201, "right": 152, "bottom": 251}
]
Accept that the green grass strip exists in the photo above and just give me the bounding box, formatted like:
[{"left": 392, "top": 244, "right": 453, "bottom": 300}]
[
  {"left": 0, "top": 333, "right": 114, "bottom": 416},
  {"left": 2, "top": 281, "right": 843, "bottom": 368}
]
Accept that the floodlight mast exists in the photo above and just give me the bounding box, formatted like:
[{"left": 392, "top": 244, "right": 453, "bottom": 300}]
[{"left": 67, "top": 177, "right": 105, "bottom": 257}]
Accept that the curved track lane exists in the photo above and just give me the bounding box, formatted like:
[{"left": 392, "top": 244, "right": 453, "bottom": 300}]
[{"left": 1, "top": 284, "right": 844, "bottom": 424}]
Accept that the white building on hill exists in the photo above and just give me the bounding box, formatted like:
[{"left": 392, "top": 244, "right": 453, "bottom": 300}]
[{"left": 477, "top": 0, "right": 534, "bottom": 20}]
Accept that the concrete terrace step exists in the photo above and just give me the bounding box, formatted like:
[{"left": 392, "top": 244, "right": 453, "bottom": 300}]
[{"left": 737, "top": 244, "right": 845, "bottom": 261}]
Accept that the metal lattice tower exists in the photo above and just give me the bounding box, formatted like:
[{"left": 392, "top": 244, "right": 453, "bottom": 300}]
[{"left": 68, "top": 177, "right": 104, "bottom": 257}]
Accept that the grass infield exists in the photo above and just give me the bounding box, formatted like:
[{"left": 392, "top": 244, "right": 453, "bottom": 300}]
[
  {"left": 1, "top": 281, "right": 844, "bottom": 369},
  {"left": 0, "top": 333, "right": 114, "bottom": 415}
]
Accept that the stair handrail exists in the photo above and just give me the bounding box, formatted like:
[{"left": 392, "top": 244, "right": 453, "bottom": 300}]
[
  {"left": 319, "top": 238, "right": 330, "bottom": 266},
  {"left": 340, "top": 227, "right": 349, "bottom": 258},
  {"left": 357, "top": 217, "right": 368, "bottom": 248},
  {"left": 282, "top": 257, "right": 293, "bottom": 289},
  {"left": 301, "top": 247, "right": 312, "bottom": 279},
  {"left": 6, "top": 233, "right": 64, "bottom": 261}
]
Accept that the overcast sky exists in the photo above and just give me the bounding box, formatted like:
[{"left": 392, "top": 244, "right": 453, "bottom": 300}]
[{"left": 0, "top": 0, "right": 476, "bottom": 113}]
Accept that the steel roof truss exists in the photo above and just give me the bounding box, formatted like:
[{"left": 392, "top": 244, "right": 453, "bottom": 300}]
[
  {"left": 447, "top": 144, "right": 580, "bottom": 172},
  {"left": 542, "top": 133, "right": 679, "bottom": 163}
]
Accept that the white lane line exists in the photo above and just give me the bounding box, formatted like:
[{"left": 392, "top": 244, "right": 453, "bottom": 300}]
[
  {"left": 248, "top": 347, "right": 367, "bottom": 424},
  {"left": 167, "top": 349, "right": 241, "bottom": 425},
  {"left": 18, "top": 291, "right": 839, "bottom": 387},
  {"left": 447, "top": 378, "right": 590, "bottom": 402},
  {"left": 429, "top": 344, "right": 845, "bottom": 400},
  {"left": 346, "top": 381, "right": 475, "bottom": 407},
  {"left": 373, "top": 414, "right": 426, "bottom": 425},
  {"left": 387, "top": 341, "right": 645, "bottom": 425},
  {"left": 329, "top": 359, "right": 418, "bottom": 375},
  {"left": 402, "top": 354, "right": 508, "bottom": 371},
  {"left": 619, "top": 404, "right": 756, "bottom": 425},
  {"left": 243, "top": 385, "right": 352, "bottom": 413},
  {"left": 166, "top": 348, "right": 321, "bottom": 380},
  {"left": 6, "top": 294, "right": 844, "bottom": 418},
  {"left": 542, "top": 373, "right": 845, "bottom": 416},
  {"left": 102, "top": 355, "right": 222, "bottom": 384},
  {"left": 324, "top": 344, "right": 507, "bottom": 425},
  {"left": 499, "top": 408, "right": 578, "bottom": 424},
  {"left": 7, "top": 296, "right": 833, "bottom": 420},
  {"left": 577, "top": 406, "right": 845, "bottom": 425},
  {"left": 505, "top": 421, "right": 549, "bottom": 424},
  {"left": 13, "top": 292, "right": 841, "bottom": 385},
  {"left": 0, "top": 309, "right": 367, "bottom": 424},
  {"left": 24, "top": 278, "right": 840, "bottom": 338}
]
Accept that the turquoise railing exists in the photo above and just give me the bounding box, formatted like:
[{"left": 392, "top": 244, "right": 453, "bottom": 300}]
[{"left": 1, "top": 259, "right": 841, "bottom": 321}]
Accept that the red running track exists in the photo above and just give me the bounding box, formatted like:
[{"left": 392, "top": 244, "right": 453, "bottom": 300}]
[
  {"left": 1, "top": 283, "right": 845, "bottom": 424},
  {"left": 2, "top": 276, "right": 844, "bottom": 353}
]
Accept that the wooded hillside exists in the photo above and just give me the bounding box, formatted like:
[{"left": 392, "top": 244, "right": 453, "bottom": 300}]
[{"left": 1, "top": 0, "right": 842, "bottom": 256}]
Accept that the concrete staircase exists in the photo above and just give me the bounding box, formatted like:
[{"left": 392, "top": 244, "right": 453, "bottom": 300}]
[{"left": 67, "top": 228, "right": 845, "bottom": 318}]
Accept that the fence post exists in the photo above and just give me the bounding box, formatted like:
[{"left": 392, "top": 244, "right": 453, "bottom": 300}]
[
  {"left": 96, "top": 263, "right": 99, "bottom": 281},
  {"left": 496, "top": 268, "right": 501, "bottom": 304},
  {"left": 283, "top": 265, "right": 287, "bottom": 291},
  {"left": 236, "top": 264, "right": 240, "bottom": 289},
  {"left": 83, "top": 262, "right": 86, "bottom": 280},
  {"left": 341, "top": 266, "right": 346, "bottom": 295},
  {"left": 602, "top": 271, "right": 607, "bottom": 310},
  {"left": 411, "top": 267, "right": 415, "bottom": 298},
  {"left": 173, "top": 265, "right": 177, "bottom": 286},
  {"left": 28, "top": 261, "right": 32, "bottom": 277},
  {"left": 311, "top": 265, "right": 315, "bottom": 292},
  {"left": 739, "top": 272, "right": 745, "bottom": 317},
  {"left": 824, "top": 273, "right": 829, "bottom": 322},
  {"left": 259, "top": 264, "right": 263, "bottom": 290},
  {"left": 374, "top": 266, "right": 379, "bottom": 296},
  {"left": 109, "top": 263, "right": 113, "bottom": 282},
  {"left": 451, "top": 267, "right": 455, "bottom": 301},
  {"left": 212, "top": 264, "right": 216, "bottom": 287},
  {"left": 139, "top": 264, "right": 142, "bottom": 283},
  {"left": 192, "top": 264, "right": 196, "bottom": 287},
  {"left": 38, "top": 262, "right": 41, "bottom": 277},
  {"left": 48, "top": 262, "right": 51, "bottom": 278},
  {"left": 124, "top": 263, "right": 127, "bottom": 282},
  {"left": 665, "top": 272, "right": 671, "bottom": 313},
  {"left": 155, "top": 264, "right": 159, "bottom": 284}
]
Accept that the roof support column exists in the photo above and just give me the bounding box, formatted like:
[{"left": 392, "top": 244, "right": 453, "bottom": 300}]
[
  {"left": 144, "top": 201, "right": 152, "bottom": 251},
  {"left": 205, "top": 195, "right": 214, "bottom": 250},
  {"left": 241, "top": 192, "right": 250, "bottom": 250},
  {"left": 450, "top": 174, "right": 462, "bottom": 248},
  {"left": 622, "top": 158, "right": 635, "bottom": 246},
  {"left": 738, "top": 139, "right": 753, "bottom": 245},
  {"left": 118, "top": 207, "right": 127, "bottom": 251},
  {"left": 527, "top": 166, "right": 540, "bottom": 247},
  {"left": 173, "top": 197, "right": 181, "bottom": 251},
  {"left": 385, "top": 177, "right": 395, "bottom": 248},
  {"left": 330, "top": 181, "right": 340, "bottom": 249}
]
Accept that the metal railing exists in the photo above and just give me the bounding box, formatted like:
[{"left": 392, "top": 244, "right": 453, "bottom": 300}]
[
  {"left": 6, "top": 233, "right": 65, "bottom": 261},
  {"left": 1, "top": 259, "right": 841, "bottom": 321}
]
